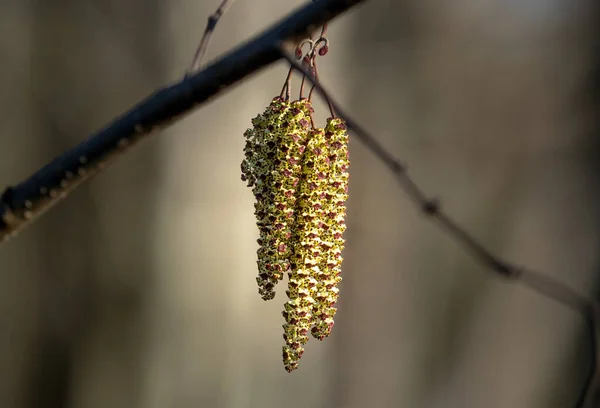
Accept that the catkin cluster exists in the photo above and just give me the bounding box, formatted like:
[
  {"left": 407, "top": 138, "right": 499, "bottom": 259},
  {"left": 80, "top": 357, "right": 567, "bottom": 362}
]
[{"left": 241, "top": 97, "right": 349, "bottom": 372}]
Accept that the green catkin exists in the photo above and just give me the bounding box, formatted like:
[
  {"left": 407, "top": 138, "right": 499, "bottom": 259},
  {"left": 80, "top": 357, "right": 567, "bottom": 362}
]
[{"left": 241, "top": 97, "right": 313, "bottom": 301}]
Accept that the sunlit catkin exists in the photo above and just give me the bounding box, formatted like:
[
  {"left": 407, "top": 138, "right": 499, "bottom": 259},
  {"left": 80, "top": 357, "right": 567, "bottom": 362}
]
[
  {"left": 282, "top": 127, "right": 328, "bottom": 372},
  {"left": 241, "top": 97, "right": 313, "bottom": 301},
  {"left": 241, "top": 96, "right": 349, "bottom": 372},
  {"left": 311, "top": 118, "right": 349, "bottom": 340}
]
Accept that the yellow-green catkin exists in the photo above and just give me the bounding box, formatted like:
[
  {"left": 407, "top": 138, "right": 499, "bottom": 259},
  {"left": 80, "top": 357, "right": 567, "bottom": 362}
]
[
  {"left": 282, "top": 127, "right": 328, "bottom": 372},
  {"left": 310, "top": 118, "right": 349, "bottom": 340},
  {"left": 241, "top": 97, "right": 313, "bottom": 301},
  {"left": 242, "top": 97, "right": 350, "bottom": 372},
  {"left": 281, "top": 118, "right": 349, "bottom": 372}
]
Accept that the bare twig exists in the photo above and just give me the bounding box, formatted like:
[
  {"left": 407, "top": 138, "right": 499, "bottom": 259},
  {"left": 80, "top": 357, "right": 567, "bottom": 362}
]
[
  {"left": 187, "top": 0, "right": 235, "bottom": 75},
  {"left": 279, "top": 45, "right": 599, "bottom": 408},
  {"left": 0, "top": 0, "right": 366, "bottom": 243}
]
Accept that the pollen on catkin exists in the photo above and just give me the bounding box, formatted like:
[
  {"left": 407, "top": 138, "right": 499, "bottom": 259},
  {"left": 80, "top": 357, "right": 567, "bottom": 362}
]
[
  {"left": 241, "top": 95, "right": 349, "bottom": 373},
  {"left": 241, "top": 97, "right": 313, "bottom": 301},
  {"left": 310, "top": 118, "right": 349, "bottom": 340},
  {"left": 282, "top": 127, "right": 328, "bottom": 372}
]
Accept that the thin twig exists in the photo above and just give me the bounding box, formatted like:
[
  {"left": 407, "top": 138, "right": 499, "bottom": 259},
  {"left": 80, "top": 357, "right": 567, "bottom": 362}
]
[
  {"left": 187, "top": 0, "right": 235, "bottom": 75},
  {"left": 279, "top": 45, "right": 599, "bottom": 408},
  {"left": 0, "top": 0, "right": 366, "bottom": 243}
]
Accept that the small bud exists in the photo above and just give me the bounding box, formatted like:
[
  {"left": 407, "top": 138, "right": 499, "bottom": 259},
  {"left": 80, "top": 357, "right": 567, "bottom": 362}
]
[{"left": 302, "top": 56, "right": 311, "bottom": 69}]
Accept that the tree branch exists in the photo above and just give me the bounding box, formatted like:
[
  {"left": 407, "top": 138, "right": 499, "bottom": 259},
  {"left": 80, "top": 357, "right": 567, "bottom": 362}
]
[
  {"left": 187, "top": 0, "right": 236, "bottom": 74},
  {"left": 0, "top": 0, "right": 367, "bottom": 243},
  {"left": 278, "top": 45, "right": 599, "bottom": 408}
]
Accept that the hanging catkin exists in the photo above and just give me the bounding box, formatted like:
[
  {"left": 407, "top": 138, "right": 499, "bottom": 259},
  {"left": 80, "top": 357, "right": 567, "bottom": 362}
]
[
  {"left": 241, "top": 97, "right": 313, "bottom": 301},
  {"left": 242, "top": 99, "right": 349, "bottom": 371}
]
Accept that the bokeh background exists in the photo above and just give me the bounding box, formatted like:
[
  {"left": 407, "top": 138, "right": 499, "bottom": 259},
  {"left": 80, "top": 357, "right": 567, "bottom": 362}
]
[{"left": 0, "top": 1, "right": 599, "bottom": 407}]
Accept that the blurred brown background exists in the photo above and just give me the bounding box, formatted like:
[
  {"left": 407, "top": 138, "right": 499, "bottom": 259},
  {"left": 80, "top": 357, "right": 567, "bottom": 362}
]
[{"left": 0, "top": 1, "right": 599, "bottom": 407}]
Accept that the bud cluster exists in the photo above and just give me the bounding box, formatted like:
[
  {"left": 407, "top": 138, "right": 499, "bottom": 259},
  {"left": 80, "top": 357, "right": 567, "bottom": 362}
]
[{"left": 241, "top": 97, "right": 350, "bottom": 372}]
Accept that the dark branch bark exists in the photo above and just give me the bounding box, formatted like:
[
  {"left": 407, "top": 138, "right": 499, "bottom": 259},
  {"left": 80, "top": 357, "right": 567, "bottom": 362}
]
[{"left": 0, "top": 0, "right": 366, "bottom": 243}]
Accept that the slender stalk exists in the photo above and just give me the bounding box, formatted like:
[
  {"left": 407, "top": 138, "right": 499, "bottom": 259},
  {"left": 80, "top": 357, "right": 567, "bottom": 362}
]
[{"left": 280, "top": 65, "right": 294, "bottom": 100}]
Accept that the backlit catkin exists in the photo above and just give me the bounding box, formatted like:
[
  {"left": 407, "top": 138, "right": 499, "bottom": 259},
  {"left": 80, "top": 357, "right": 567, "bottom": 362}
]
[
  {"left": 282, "top": 127, "right": 328, "bottom": 372},
  {"left": 241, "top": 98, "right": 349, "bottom": 372},
  {"left": 241, "top": 97, "right": 313, "bottom": 301},
  {"left": 311, "top": 118, "right": 349, "bottom": 340}
]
